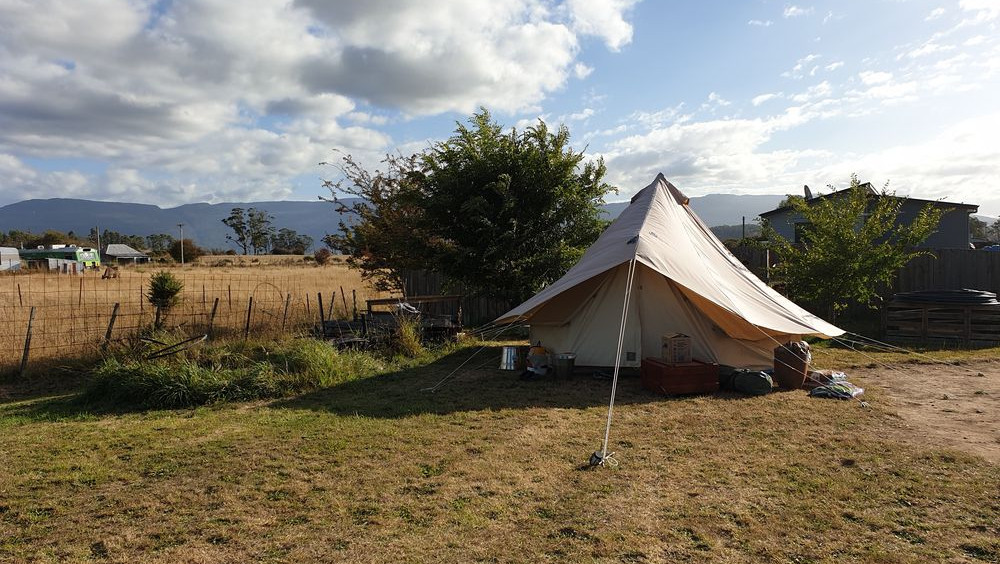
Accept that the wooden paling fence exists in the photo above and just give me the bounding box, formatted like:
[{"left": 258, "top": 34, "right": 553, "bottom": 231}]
[
  {"left": 402, "top": 270, "right": 513, "bottom": 328},
  {"left": 895, "top": 249, "right": 1000, "bottom": 296}
]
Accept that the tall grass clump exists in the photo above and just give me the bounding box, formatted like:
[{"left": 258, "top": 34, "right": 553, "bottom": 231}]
[
  {"left": 83, "top": 337, "right": 395, "bottom": 410},
  {"left": 392, "top": 315, "right": 425, "bottom": 358}
]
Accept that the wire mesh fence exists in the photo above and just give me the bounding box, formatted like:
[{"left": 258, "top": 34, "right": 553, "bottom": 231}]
[{"left": 0, "top": 266, "right": 390, "bottom": 374}]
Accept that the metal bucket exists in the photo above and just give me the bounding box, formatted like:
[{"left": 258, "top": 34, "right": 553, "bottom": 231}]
[
  {"left": 500, "top": 346, "right": 520, "bottom": 370},
  {"left": 554, "top": 353, "right": 576, "bottom": 379}
]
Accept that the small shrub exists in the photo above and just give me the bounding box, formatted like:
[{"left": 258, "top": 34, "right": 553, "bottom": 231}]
[
  {"left": 314, "top": 248, "right": 333, "bottom": 265},
  {"left": 147, "top": 271, "right": 183, "bottom": 311}
]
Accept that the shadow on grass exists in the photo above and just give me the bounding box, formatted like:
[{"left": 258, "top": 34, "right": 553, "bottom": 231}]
[
  {"left": 270, "top": 346, "right": 675, "bottom": 418},
  {"left": 2, "top": 346, "right": 737, "bottom": 423}
]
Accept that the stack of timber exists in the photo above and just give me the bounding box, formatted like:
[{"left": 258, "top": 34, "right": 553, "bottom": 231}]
[{"left": 884, "top": 289, "right": 1000, "bottom": 345}]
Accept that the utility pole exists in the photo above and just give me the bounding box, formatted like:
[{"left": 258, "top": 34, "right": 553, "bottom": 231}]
[{"left": 178, "top": 223, "right": 185, "bottom": 265}]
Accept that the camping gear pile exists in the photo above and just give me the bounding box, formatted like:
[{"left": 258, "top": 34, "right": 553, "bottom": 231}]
[{"left": 806, "top": 370, "right": 865, "bottom": 400}]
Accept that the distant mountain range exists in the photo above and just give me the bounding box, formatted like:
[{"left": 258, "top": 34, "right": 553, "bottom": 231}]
[{"left": 0, "top": 193, "right": 788, "bottom": 250}]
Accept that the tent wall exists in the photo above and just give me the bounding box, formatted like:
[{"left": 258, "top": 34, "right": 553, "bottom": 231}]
[{"left": 530, "top": 263, "right": 782, "bottom": 368}]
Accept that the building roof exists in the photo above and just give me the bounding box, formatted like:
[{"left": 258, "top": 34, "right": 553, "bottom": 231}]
[
  {"left": 759, "top": 186, "right": 979, "bottom": 218},
  {"left": 104, "top": 244, "right": 148, "bottom": 258}
]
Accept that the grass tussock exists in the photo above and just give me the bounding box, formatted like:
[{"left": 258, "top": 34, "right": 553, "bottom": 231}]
[{"left": 82, "top": 335, "right": 420, "bottom": 410}]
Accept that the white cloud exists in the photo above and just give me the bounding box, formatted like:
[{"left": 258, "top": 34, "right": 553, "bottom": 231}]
[
  {"left": 573, "top": 62, "right": 594, "bottom": 79},
  {"left": 748, "top": 19, "right": 773, "bottom": 27},
  {"left": 564, "top": 108, "right": 596, "bottom": 122},
  {"left": 959, "top": 0, "right": 1000, "bottom": 23},
  {"left": 705, "top": 92, "right": 731, "bottom": 108},
  {"left": 811, "top": 112, "right": 1000, "bottom": 213},
  {"left": 825, "top": 61, "right": 844, "bottom": 71},
  {"left": 782, "top": 53, "right": 821, "bottom": 78},
  {"left": 906, "top": 41, "right": 955, "bottom": 58},
  {"left": 566, "top": 0, "right": 639, "bottom": 51},
  {"left": 925, "top": 7, "right": 946, "bottom": 21},
  {"left": 752, "top": 93, "right": 782, "bottom": 106},
  {"left": 858, "top": 71, "right": 893, "bottom": 85},
  {"left": 784, "top": 5, "right": 813, "bottom": 18},
  {"left": 790, "top": 81, "right": 831, "bottom": 103},
  {"left": 0, "top": 0, "right": 639, "bottom": 206}
]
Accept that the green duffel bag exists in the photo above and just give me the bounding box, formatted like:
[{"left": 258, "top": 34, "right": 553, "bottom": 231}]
[{"left": 732, "top": 370, "right": 773, "bottom": 396}]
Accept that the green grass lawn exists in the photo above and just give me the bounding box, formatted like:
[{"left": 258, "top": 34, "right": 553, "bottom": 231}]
[{"left": 1, "top": 343, "right": 998, "bottom": 563}]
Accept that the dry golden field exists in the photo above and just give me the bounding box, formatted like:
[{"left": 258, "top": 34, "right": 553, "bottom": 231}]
[{"left": 0, "top": 260, "right": 392, "bottom": 373}]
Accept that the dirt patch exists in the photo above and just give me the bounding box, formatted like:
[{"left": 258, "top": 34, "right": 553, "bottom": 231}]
[{"left": 849, "top": 360, "right": 999, "bottom": 463}]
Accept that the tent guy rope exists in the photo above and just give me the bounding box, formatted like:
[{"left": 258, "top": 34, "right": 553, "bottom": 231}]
[{"left": 592, "top": 257, "right": 637, "bottom": 467}]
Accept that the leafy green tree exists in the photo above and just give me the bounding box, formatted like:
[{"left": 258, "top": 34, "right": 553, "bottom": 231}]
[
  {"left": 270, "top": 228, "right": 313, "bottom": 254},
  {"left": 247, "top": 208, "right": 275, "bottom": 254},
  {"left": 322, "top": 152, "right": 428, "bottom": 292},
  {"left": 168, "top": 239, "right": 205, "bottom": 262},
  {"left": 970, "top": 216, "right": 987, "bottom": 240},
  {"left": 324, "top": 109, "right": 613, "bottom": 301},
  {"left": 146, "top": 233, "right": 175, "bottom": 253},
  {"left": 764, "top": 175, "right": 943, "bottom": 317},
  {"left": 222, "top": 207, "right": 251, "bottom": 255},
  {"left": 988, "top": 219, "right": 1000, "bottom": 243}
]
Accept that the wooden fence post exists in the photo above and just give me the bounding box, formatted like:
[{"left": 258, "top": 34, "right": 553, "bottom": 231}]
[
  {"left": 208, "top": 297, "right": 220, "bottom": 339},
  {"left": 281, "top": 293, "right": 291, "bottom": 332},
  {"left": 352, "top": 289, "right": 357, "bottom": 321},
  {"left": 327, "top": 291, "right": 335, "bottom": 319},
  {"left": 340, "top": 286, "right": 348, "bottom": 320},
  {"left": 17, "top": 283, "right": 22, "bottom": 307},
  {"left": 20, "top": 306, "right": 36, "bottom": 377},
  {"left": 102, "top": 302, "right": 120, "bottom": 351},
  {"left": 317, "top": 292, "right": 326, "bottom": 326},
  {"left": 244, "top": 296, "right": 253, "bottom": 340},
  {"left": 305, "top": 292, "right": 311, "bottom": 317}
]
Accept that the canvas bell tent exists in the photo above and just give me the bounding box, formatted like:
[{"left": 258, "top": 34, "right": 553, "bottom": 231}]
[{"left": 495, "top": 174, "right": 843, "bottom": 368}]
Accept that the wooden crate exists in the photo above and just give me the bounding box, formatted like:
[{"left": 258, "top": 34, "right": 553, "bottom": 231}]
[
  {"left": 640, "top": 358, "right": 719, "bottom": 396},
  {"left": 884, "top": 302, "right": 1000, "bottom": 345}
]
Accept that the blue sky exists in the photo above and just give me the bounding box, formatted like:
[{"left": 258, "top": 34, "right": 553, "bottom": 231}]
[{"left": 1, "top": 0, "right": 998, "bottom": 215}]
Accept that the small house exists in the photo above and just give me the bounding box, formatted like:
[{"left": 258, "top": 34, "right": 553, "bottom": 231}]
[
  {"left": 759, "top": 184, "right": 978, "bottom": 249},
  {"left": 103, "top": 244, "right": 150, "bottom": 264},
  {"left": 0, "top": 247, "right": 20, "bottom": 271}
]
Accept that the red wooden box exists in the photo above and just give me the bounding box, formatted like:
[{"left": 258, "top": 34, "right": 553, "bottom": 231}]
[{"left": 640, "top": 358, "right": 719, "bottom": 396}]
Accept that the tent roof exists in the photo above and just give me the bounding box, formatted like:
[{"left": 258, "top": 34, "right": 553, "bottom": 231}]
[{"left": 497, "top": 174, "right": 843, "bottom": 339}]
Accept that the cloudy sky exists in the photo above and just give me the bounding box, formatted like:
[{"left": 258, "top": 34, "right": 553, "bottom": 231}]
[{"left": 1, "top": 0, "right": 998, "bottom": 215}]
